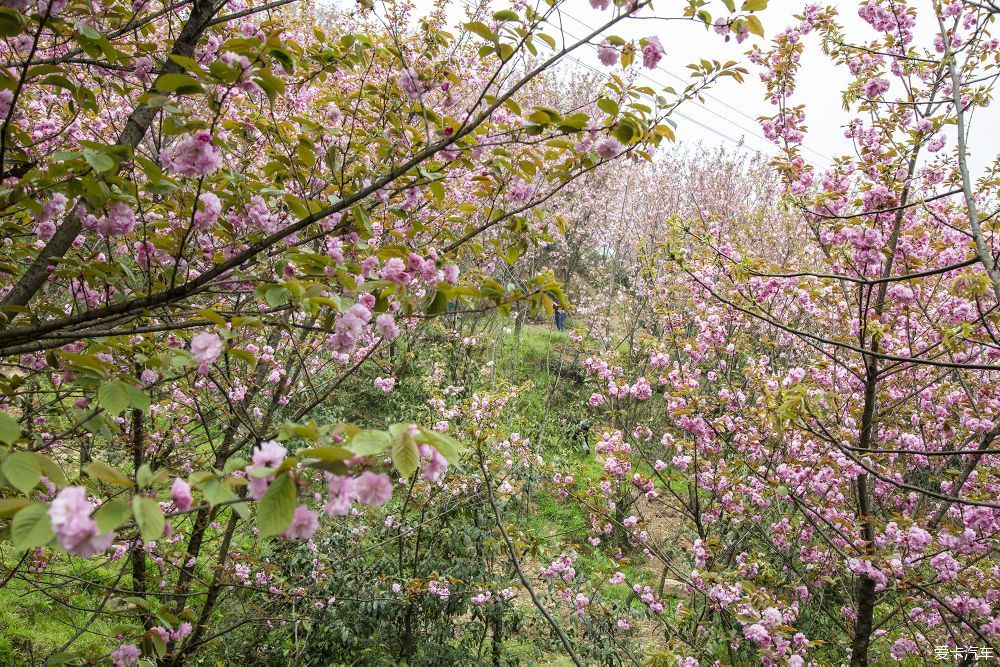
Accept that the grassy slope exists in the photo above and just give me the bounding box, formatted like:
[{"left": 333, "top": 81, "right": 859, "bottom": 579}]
[
  {"left": 0, "top": 553, "right": 121, "bottom": 663},
  {"left": 0, "top": 322, "right": 670, "bottom": 664}
]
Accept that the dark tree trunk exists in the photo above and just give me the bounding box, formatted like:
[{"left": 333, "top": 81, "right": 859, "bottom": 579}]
[
  {"left": 131, "top": 407, "right": 152, "bottom": 630},
  {"left": 0, "top": 0, "right": 221, "bottom": 319}
]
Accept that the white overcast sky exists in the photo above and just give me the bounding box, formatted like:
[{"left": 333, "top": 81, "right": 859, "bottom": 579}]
[{"left": 392, "top": 0, "right": 999, "bottom": 178}]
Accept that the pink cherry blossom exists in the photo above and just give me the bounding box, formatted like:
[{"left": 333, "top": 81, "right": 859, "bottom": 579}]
[
  {"left": 282, "top": 505, "right": 319, "bottom": 539},
  {"left": 509, "top": 177, "right": 535, "bottom": 202},
  {"left": 134, "top": 55, "right": 155, "bottom": 84},
  {"left": 379, "top": 257, "right": 410, "bottom": 284},
  {"left": 253, "top": 440, "right": 287, "bottom": 468},
  {"left": 324, "top": 473, "right": 357, "bottom": 516},
  {"left": 419, "top": 444, "right": 449, "bottom": 482},
  {"left": 442, "top": 263, "right": 460, "bottom": 285},
  {"left": 161, "top": 130, "right": 223, "bottom": 177},
  {"left": 595, "top": 137, "right": 622, "bottom": 160},
  {"left": 744, "top": 622, "right": 771, "bottom": 647},
  {"left": 398, "top": 68, "right": 422, "bottom": 100},
  {"left": 0, "top": 89, "right": 13, "bottom": 118},
  {"left": 193, "top": 191, "right": 222, "bottom": 230},
  {"left": 172, "top": 622, "right": 193, "bottom": 640},
  {"left": 48, "top": 486, "right": 115, "bottom": 557},
  {"left": 97, "top": 203, "right": 137, "bottom": 237},
  {"left": 375, "top": 313, "right": 399, "bottom": 339},
  {"left": 190, "top": 332, "right": 222, "bottom": 373},
  {"left": 111, "top": 643, "right": 140, "bottom": 666},
  {"left": 863, "top": 77, "right": 890, "bottom": 98},
  {"left": 170, "top": 478, "right": 193, "bottom": 512},
  {"left": 355, "top": 471, "right": 393, "bottom": 506},
  {"left": 36, "top": 220, "right": 56, "bottom": 239},
  {"left": 597, "top": 43, "right": 617, "bottom": 67},
  {"left": 642, "top": 37, "right": 664, "bottom": 69},
  {"left": 374, "top": 376, "right": 395, "bottom": 392},
  {"left": 246, "top": 440, "right": 287, "bottom": 498}
]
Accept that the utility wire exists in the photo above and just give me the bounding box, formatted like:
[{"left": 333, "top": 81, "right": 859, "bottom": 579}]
[
  {"left": 453, "top": 0, "right": 805, "bottom": 163},
  {"left": 454, "top": 0, "right": 773, "bottom": 159},
  {"left": 559, "top": 10, "right": 836, "bottom": 165},
  {"left": 545, "top": 10, "right": 836, "bottom": 168},
  {"left": 561, "top": 51, "right": 759, "bottom": 153}
]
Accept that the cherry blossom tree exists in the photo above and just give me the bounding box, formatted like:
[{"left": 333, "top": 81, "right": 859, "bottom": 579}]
[
  {"left": 0, "top": 0, "right": 767, "bottom": 663},
  {"left": 548, "top": 2, "right": 999, "bottom": 665}
]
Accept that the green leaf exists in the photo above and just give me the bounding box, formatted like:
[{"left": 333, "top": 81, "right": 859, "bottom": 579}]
[
  {"left": 200, "top": 478, "right": 233, "bottom": 506},
  {"left": 526, "top": 110, "right": 551, "bottom": 125},
  {"left": 0, "top": 9, "right": 25, "bottom": 38},
  {"left": 76, "top": 22, "right": 102, "bottom": 40},
  {"left": 388, "top": 423, "right": 410, "bottom": 441},
  {"left": 2, "top": 451, "right": 40, "bottom": 495},
  {"left": 223, "top": 458, "right": 248, "bottom": 474},
  {"left": 82, "top": 149, "right": 115, "bottom": 173},
  {"left": 264, "top": 286, "right": 290, "bottom": 308},
  {"left": 464, "top": 21, "right": 496, "bottom": 43},
  {"left": 148, "top": 468, "right": 169, "bottom": 487},
  {"left": 429, "top": 180, "right": 445, "bottom": 201},
  {"left": 349, "top": 430, "right": 391, "bottom": 456},
  {"left": 390, "top": 429, "right": 420, "bottom": 479},
  {"left": 85, "top": 461, "right": 133, "bottom": 488},
  {"left": 198, "top": 478, "right": 246, "bottom": 519},
  {"left": 276, "top": 421, "right": 320, "bottom": 442},
  {"left": 257, "top": 472, "right": 296, "bottom": 538},
  {"left": 248, "top": 465, "right": 280, "bottom": 478},
  {"left": 653, "top": 123, "right": 676, "bottom": 142},
  {"left": 153, "top": 72, "right": 204, "bottom": 95},
  {"left": 425, "top": 288, "right": 449, "bottom": 316},
  {"left": 299, "top": 446, "right": 354, "bottom": 462},
  {"left": 0, "top": 411, "right": 21, "bottom": 444},
  {"left": 36, "top": 454, "right": 67, "bottom": 488},
  {"left": 493, "top": 9, "right": 518, "bottom": 20},
  {"left": 255, "top": 70, "right": 285, "bottom": 104},
  {"left": 614, "top": 121, "right": 635, "bottom": 143},
  {"left": 97, "top": 380, "right": 129, "bottom": 415},
  {"left": 741, "top": 0, "right": 767, "bottom": 10},
  {"left": 41, "top": 75, "right": 76, "bottom": 94},
  {"left": 136, "top": 463, "right": 152, "bottom": 488},
  {"left": 557, "top": 112, "right": 589, "bottom": 132},
  {"left": 746, "top": 14, "right": 765, "bottom": 37},
  {"left": 123, "top": 384, "right": 150, "bottom": 412},
  {"left": 151, "top": 632, "right": 167, "bottom": 658},
  {"left": 11, "top": 503, "right": 54, "bottom": 549},
  {"left": 417, "top": 428, "right": 463, "bottom": 465},
  {"left": 132, "top": 496, "right": 165, "bottom": 542},
  {"left": 0, "top": 497, "right": 30, "bottom": 518},
  {"left": 167, "top": 54, "right": 207, "bottom": 76},
  {"left": 267, "top": 46, "right": 295, "bottom": 74},
  {"left": 94, "top": 499, "right": 132, "bottom": 533},
  {"left": 597, "top": 98, "right": 619, "bottom": 116}
]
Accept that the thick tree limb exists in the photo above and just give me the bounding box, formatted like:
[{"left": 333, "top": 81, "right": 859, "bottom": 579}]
[{"left": 0, "top": 0, "right": 222, "bottom": 319}]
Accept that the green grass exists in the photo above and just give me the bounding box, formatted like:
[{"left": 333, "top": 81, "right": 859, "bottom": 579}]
[
  {"left": 523, "top": 488, "right": 588, "bottom": 544},
  {"left": 0, "top": 563, "right": 118, "bottom": 664},
  {"left": 0, "top": 321, "right": 635, "bottom": 664}
]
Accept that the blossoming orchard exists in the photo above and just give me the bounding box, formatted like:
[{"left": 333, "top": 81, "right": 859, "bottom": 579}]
[{"left": 0, "top": 0, "right": 996, "bottom": 663}]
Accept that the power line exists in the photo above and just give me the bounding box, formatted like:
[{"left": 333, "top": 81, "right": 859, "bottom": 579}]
[
  {"left": 552, "top": 47, "right": 793, "bottom": 167},
  {"left": 560, "top": 52, "right": 755, "bottom": 151},
  {"left": 555, "top": 10, "right": 836, "bottom": 167},
  {"left": 449, "top": 0, "right": 832, "bottom": 168}
]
